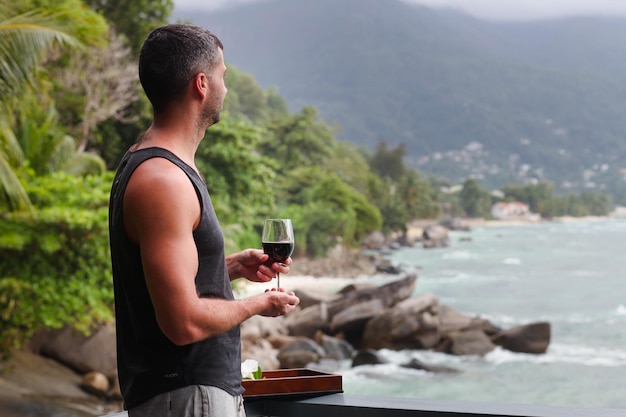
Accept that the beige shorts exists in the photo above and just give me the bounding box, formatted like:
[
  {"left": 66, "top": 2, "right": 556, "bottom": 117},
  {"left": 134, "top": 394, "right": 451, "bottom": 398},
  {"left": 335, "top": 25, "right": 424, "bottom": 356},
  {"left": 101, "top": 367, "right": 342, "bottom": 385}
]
[{"left": 128, "top": 385, "right": 245, "bottom": 417}]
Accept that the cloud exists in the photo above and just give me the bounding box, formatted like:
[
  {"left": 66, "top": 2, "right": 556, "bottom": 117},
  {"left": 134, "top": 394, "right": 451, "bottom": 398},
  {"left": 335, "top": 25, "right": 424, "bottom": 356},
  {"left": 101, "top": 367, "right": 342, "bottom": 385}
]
[
  {"left": 174, "top": 0, "right": 269, "bottom": 12},
  {"left": 405, "top": 0, "right": 626, "bottom": 21},
  {"left": 173, "top": 0, "right": 626, "bottom": 21}
]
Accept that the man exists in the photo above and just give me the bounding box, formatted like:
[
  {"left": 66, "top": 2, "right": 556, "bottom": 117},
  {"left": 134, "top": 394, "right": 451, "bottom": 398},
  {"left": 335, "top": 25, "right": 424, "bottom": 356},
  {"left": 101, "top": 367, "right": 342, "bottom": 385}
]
[{"left": 108, "top": 24, "right": 300, "bottom": 417}]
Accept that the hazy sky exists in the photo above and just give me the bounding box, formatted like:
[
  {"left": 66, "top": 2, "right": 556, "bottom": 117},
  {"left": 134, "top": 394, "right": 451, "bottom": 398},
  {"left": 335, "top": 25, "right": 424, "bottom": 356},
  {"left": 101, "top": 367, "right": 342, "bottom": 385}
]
[{"left": 173, "top": 0, "right": 626, "bottom": 21}]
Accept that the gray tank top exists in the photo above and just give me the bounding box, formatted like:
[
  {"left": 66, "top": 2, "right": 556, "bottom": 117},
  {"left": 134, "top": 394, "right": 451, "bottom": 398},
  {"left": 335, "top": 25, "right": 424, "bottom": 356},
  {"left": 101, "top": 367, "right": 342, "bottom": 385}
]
[{"left": 109, "top": 147, "right": 242, "bottom": 409}]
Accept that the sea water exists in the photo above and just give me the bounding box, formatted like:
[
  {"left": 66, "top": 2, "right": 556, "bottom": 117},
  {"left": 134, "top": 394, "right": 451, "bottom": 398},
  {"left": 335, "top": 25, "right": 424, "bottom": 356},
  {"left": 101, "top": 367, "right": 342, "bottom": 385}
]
[{"left": 339, "top": 218, "right": 626, "bottom": 409}]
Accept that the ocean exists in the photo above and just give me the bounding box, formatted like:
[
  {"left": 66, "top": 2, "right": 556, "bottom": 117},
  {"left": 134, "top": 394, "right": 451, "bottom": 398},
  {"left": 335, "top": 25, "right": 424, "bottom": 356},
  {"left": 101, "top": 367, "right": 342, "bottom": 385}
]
[{"left": 338, "top": 218, "right": 626, "bottom": 410}]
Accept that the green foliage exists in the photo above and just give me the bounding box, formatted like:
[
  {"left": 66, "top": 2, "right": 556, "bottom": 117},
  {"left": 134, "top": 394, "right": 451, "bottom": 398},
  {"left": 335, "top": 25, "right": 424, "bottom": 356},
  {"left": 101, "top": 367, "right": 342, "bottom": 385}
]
[
  {"left": 85, "top": 0, "right": 173, "bottom": 55},
  {"left": 224, "top": 66, "right": 289, "bottom": 124},
  {"left": 502, "top": 181, "right": 613, "bottom": 218},
  {"left": 0, "top": 171, "right": 114, "bottom": 353},
  {"left": 262, "top": 107, "right": 337, "bottom": 173},
  {"left": 0, "top": 1, "right": 107, "bottom": 213},
  {"left": 502, "top": 182, "right": 555, "bottom": 215},
  {"left": 366, "top": 143, "right": 440, "bottom": 234},
  {"left": 183, "top": 0, "right": 626, "bottom": 198},
  {"left": 277, "top": 168, "right": 382, "bottom": 257},
  {"left": 196, "top": 120, "right": 276, "bottom": 232},
  {"left": 459, "top": 178, "right": 493, "bottom": 218},
  {"left": 369, "top": 141, "right": 407, "bottom": 181}
]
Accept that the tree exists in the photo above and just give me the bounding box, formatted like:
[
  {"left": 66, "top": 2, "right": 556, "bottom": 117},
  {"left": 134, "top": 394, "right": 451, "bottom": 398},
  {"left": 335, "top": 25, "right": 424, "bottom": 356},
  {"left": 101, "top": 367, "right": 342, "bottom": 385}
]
[
  {"left": 85, "top": 0, "right": 173, "bottom": 55},
  {"left": 262, "top": 107, "right": 337, "bottom": 172},
  {"left": 0, "top": 3, "right": 86, "bottom": 212},
  {"left": 54, "top": 29, "right": 139, "bottom": 153},
  {"left": 195, "top": 120, "right": 276, "bottom": 236},
  {"left": 368, "top": 141, "right": 407, "bottom": 181},
  {"left": 459, "top": 178, "right": 492, "bottom": 218}
]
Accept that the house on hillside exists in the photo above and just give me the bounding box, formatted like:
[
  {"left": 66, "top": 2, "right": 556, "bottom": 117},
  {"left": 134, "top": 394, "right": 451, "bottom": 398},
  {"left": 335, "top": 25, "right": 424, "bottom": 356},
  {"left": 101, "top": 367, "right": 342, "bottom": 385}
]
[{"left": 491, "top": 201, "right": 541, "bottom": 221}]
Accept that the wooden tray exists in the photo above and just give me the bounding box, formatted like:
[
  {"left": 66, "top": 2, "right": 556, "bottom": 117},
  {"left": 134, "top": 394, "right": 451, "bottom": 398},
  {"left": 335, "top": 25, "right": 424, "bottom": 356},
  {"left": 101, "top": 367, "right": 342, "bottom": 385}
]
[{"left": 242, "top": 368, "right": 343, "bottom": 399}]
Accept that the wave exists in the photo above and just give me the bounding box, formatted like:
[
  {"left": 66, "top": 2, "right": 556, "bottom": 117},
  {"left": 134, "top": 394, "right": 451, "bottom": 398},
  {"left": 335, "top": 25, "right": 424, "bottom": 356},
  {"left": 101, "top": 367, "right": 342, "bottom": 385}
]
[
  {"left": 441, "top": 250, "right": 474, "bottom": 260},
  {"left": 486, "top": 344, "right": 626, "bottom": 367},
  {"left": 502, "top": 257, "right": 521, "bottom": 265},
  {"left": 358, "top": 343, "right": 626, "bottom": 370}
]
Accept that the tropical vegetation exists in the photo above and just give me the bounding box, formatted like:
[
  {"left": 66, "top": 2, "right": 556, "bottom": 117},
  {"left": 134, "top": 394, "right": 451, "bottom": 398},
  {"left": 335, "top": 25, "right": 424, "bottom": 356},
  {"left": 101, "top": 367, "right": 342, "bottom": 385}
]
[{"left": 0, "top": 0, "right": 615, "bottom": 355}]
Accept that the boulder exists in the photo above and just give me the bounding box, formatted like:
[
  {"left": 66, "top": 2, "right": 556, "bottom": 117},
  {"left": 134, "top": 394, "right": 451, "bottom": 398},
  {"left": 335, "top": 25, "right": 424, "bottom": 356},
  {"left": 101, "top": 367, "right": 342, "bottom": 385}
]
[
  {"left": 491, "top": 321, "right": 551, "bottom": 354},
  {"left": 401, "top": 358, "right": 460, "bottom": 374},
  {"left": 285, "top": 302, "right": 330, "bottom": 338},
  {"left": 439, "top": 329, "right": 496, "bottom": 356},
  {"left": 352, "top": 349, "right": 389, "bottom": 367},
  {"left": 293, "top": 288, "right": 340, "bottom": 310},
  {"left": 361, "top": 293, "right": 440, "bottom": 350},
  {"left": 330, "top": 299, "right": 384, "bottom": 334},
  {"left": 362, "top": 231, "right": 386, "bottom": 250},
  {"left": 31, "top": 324, "right": 117, "bottom": 377},
  {"left": 422, "top": 225, "right": 449, "bottom": 248},
  {"left": 313, "top": 331, "right": 355, "bottom": 360},
  {"left": 80, "top": 371, "right": 110, "bottom": 398},
  {"left": 277, "top": 338, "right": 325, "bottom": 368},
  {"left": 327, "top": 274, "right": 417, "bottom": 318}
]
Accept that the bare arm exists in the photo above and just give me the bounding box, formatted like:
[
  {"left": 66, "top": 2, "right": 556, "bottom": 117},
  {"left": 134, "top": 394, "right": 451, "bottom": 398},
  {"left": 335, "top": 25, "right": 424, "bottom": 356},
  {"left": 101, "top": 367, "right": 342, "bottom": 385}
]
[{"left": 123, "top": 158, "right": 299, "bottom": 346}]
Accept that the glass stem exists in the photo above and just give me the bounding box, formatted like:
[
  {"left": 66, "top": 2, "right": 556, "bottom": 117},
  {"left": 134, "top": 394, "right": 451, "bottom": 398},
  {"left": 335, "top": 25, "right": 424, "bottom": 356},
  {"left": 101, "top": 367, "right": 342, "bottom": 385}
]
[{"left": 277, "top": 272, "right": 280, "bottom": 289}]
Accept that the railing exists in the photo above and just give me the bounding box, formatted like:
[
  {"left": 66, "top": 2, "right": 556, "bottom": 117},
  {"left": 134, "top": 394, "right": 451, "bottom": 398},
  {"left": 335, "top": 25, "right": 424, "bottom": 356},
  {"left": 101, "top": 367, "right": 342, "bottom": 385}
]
[{"left": 105, "top": 393, "right": 626, "bottom": 417}]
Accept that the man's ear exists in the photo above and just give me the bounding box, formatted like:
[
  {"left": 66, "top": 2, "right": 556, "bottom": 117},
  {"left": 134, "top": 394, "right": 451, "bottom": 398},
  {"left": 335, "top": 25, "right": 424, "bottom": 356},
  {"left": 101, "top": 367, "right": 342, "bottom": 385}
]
[{"left": 193, "top": 72, "right": 208, "bottom": 99}]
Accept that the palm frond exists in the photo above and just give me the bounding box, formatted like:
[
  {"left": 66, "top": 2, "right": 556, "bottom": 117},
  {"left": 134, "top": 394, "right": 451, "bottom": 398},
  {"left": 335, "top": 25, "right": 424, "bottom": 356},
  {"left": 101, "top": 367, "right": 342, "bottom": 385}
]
[
  {"left": 0, "top": 7, "right": 82, "bottom": 97},
  {"left": 0, "top": 153, "right": 32, "bottom": 213},
  {"left": 62, "top": 151, "right": 107, "bottom": 176}
]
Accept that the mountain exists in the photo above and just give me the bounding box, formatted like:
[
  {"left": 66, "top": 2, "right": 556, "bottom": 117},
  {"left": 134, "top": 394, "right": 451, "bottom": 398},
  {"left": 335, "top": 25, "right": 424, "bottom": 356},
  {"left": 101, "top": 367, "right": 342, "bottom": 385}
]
[{"left": 175, "top": 0, "right": 626, "bottom": 198}]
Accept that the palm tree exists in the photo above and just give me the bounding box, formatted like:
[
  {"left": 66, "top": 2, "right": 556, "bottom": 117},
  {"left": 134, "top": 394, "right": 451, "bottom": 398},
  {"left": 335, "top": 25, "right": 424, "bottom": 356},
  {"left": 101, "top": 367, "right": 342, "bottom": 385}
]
[{"left": 0, "top": 3, "right": 81, "bottom": 212}]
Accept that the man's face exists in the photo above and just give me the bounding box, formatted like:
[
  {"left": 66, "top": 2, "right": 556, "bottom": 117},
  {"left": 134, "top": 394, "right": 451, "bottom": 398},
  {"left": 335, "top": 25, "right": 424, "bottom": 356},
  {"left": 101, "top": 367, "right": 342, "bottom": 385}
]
[{"left": 202, "top": 48, "right": 228, "bottom": 126}]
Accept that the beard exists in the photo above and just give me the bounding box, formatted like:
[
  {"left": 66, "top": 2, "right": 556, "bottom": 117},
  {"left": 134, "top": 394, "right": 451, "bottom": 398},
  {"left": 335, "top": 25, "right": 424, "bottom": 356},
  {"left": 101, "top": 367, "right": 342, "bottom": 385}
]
[{"left": 199, "top": 101, "right": 221, "bottom": 128}]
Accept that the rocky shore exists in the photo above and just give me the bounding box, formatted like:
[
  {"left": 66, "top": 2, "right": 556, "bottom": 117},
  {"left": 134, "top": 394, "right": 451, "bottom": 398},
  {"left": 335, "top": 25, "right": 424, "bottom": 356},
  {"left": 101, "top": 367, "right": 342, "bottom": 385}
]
[{"left": 0, "top": 217, "right": 557, "bottom": 416}]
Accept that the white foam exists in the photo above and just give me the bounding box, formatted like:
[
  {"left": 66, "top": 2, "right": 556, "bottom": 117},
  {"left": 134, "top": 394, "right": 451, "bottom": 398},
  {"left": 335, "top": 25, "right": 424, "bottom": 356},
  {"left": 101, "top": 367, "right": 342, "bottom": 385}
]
[
  {"left": 442, "top": 250, "right": 473, "bottom": 260},
  {"left": 502, "top": 257, "right": 521, "bottom": 265},
  {"left": 485, "top": 344, "right": 626, "bottom": 367}
]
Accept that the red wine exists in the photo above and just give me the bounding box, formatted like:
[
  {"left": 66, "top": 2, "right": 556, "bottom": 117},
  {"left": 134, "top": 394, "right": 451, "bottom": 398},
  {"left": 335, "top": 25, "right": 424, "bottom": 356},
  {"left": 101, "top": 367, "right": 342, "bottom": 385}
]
[{"left": 262, "top": 242, "right": 294, "bottom": 263}]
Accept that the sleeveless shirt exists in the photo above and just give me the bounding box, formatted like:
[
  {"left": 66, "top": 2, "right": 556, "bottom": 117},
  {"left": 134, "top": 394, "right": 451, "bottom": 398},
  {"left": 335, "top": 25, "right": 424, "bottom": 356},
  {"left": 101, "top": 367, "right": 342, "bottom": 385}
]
[{"left": 108, "top": 147, "right": 242, "bottom": 409}]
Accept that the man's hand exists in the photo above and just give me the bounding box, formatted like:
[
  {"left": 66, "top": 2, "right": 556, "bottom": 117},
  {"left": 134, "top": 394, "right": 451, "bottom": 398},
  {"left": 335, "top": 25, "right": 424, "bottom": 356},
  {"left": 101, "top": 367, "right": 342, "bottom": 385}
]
[
  {"left": 259, "top": 288, "right": 300, "bottom": 317},
  {"left": 227, "top": 248, "right": 291, "bottom": 282}
]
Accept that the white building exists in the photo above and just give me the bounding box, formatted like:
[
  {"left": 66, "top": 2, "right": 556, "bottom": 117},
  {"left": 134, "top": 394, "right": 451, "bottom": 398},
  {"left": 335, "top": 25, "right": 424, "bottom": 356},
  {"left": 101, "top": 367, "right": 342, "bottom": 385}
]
[{"left": 491, "top": 201, "right": 541, "bottom": 221}]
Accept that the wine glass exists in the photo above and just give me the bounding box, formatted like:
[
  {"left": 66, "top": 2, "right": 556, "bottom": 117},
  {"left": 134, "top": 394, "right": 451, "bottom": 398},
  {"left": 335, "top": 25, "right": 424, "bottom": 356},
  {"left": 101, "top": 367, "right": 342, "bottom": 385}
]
[{"left": 262, "top": 219, "right": 294, "bottom": 289}]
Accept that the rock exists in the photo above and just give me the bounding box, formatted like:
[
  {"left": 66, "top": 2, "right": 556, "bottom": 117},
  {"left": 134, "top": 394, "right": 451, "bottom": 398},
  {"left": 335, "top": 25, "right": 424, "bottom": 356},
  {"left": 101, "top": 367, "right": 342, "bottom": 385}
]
[
  {"left": 285, "top": 302, "right": 330, "bottom": 338},
  {"left": 439, "top": 329, "right": 496, "bottom": 356},
  {"left": 293, "top": 288, "right": 339, "bottom": 309},
  {"left": 400, "top": 358, "right": 460, "bottom": 374},
  {"left": 422, "top": 225, "right": 449, "bottom": 248},
  {"left": 352, "top": 349, "right": 389, "bottom": 367},
  {"left": 276, "top": 339, "right": 325, "bottom": 368},
  {"left": 362, "top": 231, "right": 386, "bottom": 250},
  {"left": 439, "top": 217, "right": 471, "bottom": 231},
  {"left": 374, "top": 258, "right": 403, "bottom": 274},
  {"left": 337, "top": 283, "right": 377, "bottom": 295},
  {"left": 491, "top": 322, "right": 551, "bottom": 354},
  {"left": 330, "top": 299, "right": 384, "bottom": 334},
  {"left": 361, "top": 293, "right": 440, "bottom": 350},
  {"left": 279, "top": 338, "right": 326, "bottom": 357},
  {"left": 435, "top": 304, "right": 499, "bottom": 337},
  {"left": 277, "top": 350, "right": 320, "bottom": 369},
  {"left": 313, "top": 332, "right": 355, "bottom": 360},
  {"left": 80, "top": 371, "right": 110, "bottom": 398},
  {"left": 327, "top": 274, "right": 417, "bottom": 318},
  {"left": 30, "top": 324, "right": 117, "bottom": 376},
  {"left": 0, "top": 349, "right": 120, "bottom": 416}
]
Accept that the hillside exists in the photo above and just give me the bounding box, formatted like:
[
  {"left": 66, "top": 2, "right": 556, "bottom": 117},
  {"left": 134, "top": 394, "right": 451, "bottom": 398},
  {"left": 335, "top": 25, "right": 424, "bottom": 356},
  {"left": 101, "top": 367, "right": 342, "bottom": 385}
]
[{"left": 174, "top": 0, "right": 626, "bottom": 199}]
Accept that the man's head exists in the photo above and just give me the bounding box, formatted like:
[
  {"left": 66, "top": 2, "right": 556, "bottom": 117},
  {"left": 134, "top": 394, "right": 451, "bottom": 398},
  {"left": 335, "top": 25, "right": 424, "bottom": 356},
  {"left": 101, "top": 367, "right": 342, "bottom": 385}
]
[{"left": 139, "top": 24, "right": 226, "bottom": 121}]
